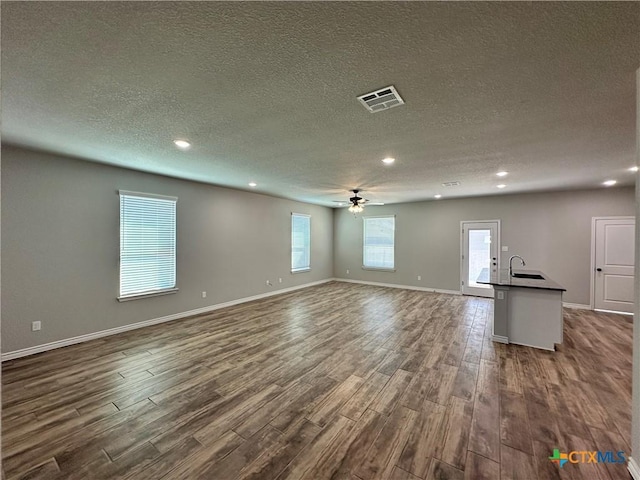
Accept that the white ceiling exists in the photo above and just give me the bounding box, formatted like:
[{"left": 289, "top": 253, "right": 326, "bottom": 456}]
[{"left": 2, "top": 2, "right": 639, "bottom": 206}]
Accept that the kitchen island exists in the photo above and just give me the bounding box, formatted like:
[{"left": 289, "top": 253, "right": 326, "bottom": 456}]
[{"left": 477, "top": 268, "right": 566, "bottom": 351}]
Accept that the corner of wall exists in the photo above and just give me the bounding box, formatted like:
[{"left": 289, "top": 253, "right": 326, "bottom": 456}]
[{"left": 631, "top": 66, "right": 640, "bottom": 467}]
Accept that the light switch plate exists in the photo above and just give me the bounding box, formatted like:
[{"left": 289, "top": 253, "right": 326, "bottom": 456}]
[{"left": 501, "top": 246, "right": 509, "bottom": 252}]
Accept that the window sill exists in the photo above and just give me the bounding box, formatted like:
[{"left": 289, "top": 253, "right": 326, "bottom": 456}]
[
  {"left": 362, "top": 266, "right": 396, "bottom": 272},
  {"left": 291, "top": 268, "right": 311, "bottom": 274},
  {"left": 118, "top": 288, "right": 179, "bottom": 302}
]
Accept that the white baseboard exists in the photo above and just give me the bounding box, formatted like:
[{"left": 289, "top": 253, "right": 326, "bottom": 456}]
[
  {"left": 334, "top": 278, "right": 461, "bottom": 296},
  {"left": 509, "top": 340, "right": 556, "bottom": 352},
  {"left": 2, "top": 278, "right": 336, "bottom": 362},
  {"left": 594, "top": 308, "right": 634, "bottom": 316},
  {"left": 562, "top": 302, "right": 592, "bottom": 310},
  {"left": 629, "top": 457, "right": 640, "bottom": 479},
  {"left": 491, "top": 335, "right": 509, "bottom": 344}
]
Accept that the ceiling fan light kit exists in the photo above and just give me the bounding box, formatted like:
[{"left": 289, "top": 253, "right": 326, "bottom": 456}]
[{"left": 347, "top": 189, "right": 368, "bottom": 214}]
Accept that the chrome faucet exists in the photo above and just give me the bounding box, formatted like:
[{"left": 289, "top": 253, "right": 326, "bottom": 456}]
[{"left": 509, "top": 255, "right": 526, "bottom": 276}]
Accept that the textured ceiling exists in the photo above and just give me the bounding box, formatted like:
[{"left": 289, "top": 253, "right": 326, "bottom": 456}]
[{"left": 2, "top": 2, "right": 639, "bottom": 206}]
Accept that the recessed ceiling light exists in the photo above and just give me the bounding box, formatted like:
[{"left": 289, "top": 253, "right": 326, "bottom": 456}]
[
  {"left": 603, "top": 180, "right": 617, "bottom": 186},
  {"left": 496, "top": 171, "right": 508, "bottom": 177},
  {"left": 497, "top": 184, "right": 507, "bottom": 189},
  {"left": 173, "top": 139, "right": 191, "bottom": 149},
  {"left": 248, "top": 182, "right": 257, "bottom": 187},
  {"left": 382, "top": 157, "right": 395, "bottom": 165},
  {"left": 434, "top": 194, "right": 442, "bottom": 199},
  {"left": 629, "top": 166, "right": 638, "bottom": 172}
]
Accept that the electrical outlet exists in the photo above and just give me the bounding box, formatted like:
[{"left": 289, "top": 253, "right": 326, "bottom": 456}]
[
  {"left": 202, "top": 291, "right": 207, "bottom": 298},
  {"left": 279, "top": 278, "right": 282, "bottom": 283},
  {"left": 497, "top": 291, "right": 505, "bottom": 300},
  {"left": 417, "top": 275, "right": 421, "bottom": 281},
  {"left": 502, "top": 246, "right": 509, "bottom": 252},
  {"left": 346, "top": 269, "right": 350, "bottom": 275},
  {"left": 32, "top": 321, "right": 41, "bottom": 332}
]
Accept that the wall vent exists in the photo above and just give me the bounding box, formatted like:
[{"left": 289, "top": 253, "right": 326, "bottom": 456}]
[
  {"left": 357, "top": 85, "right": 404, "bottom": 113},
  {"left": 442, "top": 181, "right": 461, "bottom": 187}
]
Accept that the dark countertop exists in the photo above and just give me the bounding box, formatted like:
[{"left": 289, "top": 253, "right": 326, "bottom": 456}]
[{"left": 476, "top": 268, "right": 566, "bottom": 292}]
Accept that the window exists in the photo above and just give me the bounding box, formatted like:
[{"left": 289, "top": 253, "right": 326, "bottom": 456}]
[
  {"left": 119, "top": 191, "right": 177, "bottom": 300},
  {"left": 363, "top": 215, "right": 395, "bottom": 270},
  {"left": 291, "top": 213, "right": 311, "bottom": 272}
]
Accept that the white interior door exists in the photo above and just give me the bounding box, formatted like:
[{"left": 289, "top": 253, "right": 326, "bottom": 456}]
[
  {"left": 462, "top": 221, "right": 499, "bottom": 297},
  {"left": 594, "top": 217, "right": 635, "bottom": 313}
]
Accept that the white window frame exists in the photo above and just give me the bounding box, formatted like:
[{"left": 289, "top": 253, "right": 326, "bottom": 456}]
[
  {"left": 362, "top": 215, "right": 396, "bottom": 272},
  {"left": 118, "top": 190, "right": 178, "bottom": 301},
  {"left": 291, "top": 213, "right": 311, "bottom": 273}
]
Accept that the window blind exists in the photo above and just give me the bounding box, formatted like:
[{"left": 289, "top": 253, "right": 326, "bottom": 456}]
[
  {"left": 119, "top": 192, "right": 177, "bottom": 299},
  {"left": 363, "top": 216, "right": 395, "bottom": 270},
  {"left": 291, "top": 213, "right": 311, "bottom": 272}
]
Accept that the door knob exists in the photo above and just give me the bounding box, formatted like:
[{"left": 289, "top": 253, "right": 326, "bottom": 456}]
[{"left": 596, "top": 268, "right": 602, "bottom": 272}]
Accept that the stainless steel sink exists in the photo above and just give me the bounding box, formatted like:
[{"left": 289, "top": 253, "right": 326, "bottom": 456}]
[{"left": 512, "top": 273, "right": 544, "bottom": 280}]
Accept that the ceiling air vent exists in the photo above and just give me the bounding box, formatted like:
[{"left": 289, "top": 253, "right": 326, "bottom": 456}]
[
  {"left": 357, "top": 85, "right": 404, "bottom": 113},
  {"left": 442, "top": 181, "right": 461, "bottom": 187}
]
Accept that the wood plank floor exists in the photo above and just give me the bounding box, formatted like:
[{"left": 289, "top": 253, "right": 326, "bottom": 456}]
[{"left": 2, "top": 281, "right": 632, "bottom": 479}]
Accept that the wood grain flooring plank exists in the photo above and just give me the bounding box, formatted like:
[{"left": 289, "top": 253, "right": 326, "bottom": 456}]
[
  {"left": 438, "top": 396, "right": 474, "bottom": 470},
  {"left": 450, "top": 361, "right": 479, "bottom": 402},
  {"left": 399, "top": 368, "right": 436, "bottom": 412},
  {"left": 3, "top": 401, "right": 128, "bottom": 476},
  {"left": 235, "top": 419, "right": 322, "bottom": 480},
  {"left": 192, "top": 384, "right": 284, "bottom": 445},
  {"left": 376, "top": 350, "right": 409, "bottom": 377},
  {"left": 275, "top": 414, "right": 354, "bottom": 480},
  {"left": 303, "top": 408, "right": 388, "bottom": 480},
  {"left": 354, "top": 406, "right": 418, "bottom": 480},
  {"left": 500, "top": 444, "right": 537, "bottom": 480},
  {"left": 340, "top": 371, "right": 390, "bottom": 421},
  {"left": 499, "top": 353, "right": 523, "bottom": 395},
  {"left": 269, "top": 376, "right": 338, "bottom": 434},
  {"left": 158, "top": 429, "right": 245, "bottom": 479},
  {"left": 468, "top": 360, "right": 500, "bottom": 461},
  {"left": 307, "top": 375, "right": 364, "bottom": 427},
  {"left": 2, "top": 284, "right": 631, "bottom": 480},
  {"left": 12, "top": 458, "right": 60, "bottom": 480},
  {"left": 234, "top": 381, "right": 313, "bottom": 438},
  {"left": 425, "top": 459, "right": 464, "bottom": 480},
  {"left": 389, "top": 466, "right": 422, "bottom": 480},
  {"left": 124, "top": 437, "right": 203, "bottom": 480},
  {"left": 500, "top": 391, "right": 533, "bottom": 455},
  {"left": 588, "top": 426, "right": 631, "bottom": 480},
  {"left": 397, "top": 400, "right": 446, "bottom": 478},
  {"left": 464, "top": 451, "right": 500, "bottom": 480},
  {"left": 531, "top": 439, "right": 563, "bottom": 480},
  {"left": 425, "top": 364, "right": 458, "bottom": 406},
  {"left": 369, "top": 369, "right": 413, "bottom": 416}
]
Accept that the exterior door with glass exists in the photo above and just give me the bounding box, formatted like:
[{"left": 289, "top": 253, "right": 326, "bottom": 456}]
[{"left": 461, "top": 221, "right": 500, "bottom": 297}]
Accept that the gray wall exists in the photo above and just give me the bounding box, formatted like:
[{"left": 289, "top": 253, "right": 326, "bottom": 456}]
[
  {"left": 334, "top": 187, "right": 635, "bottom": 305},
  {"left": 632, "top": 67, "right": 639, "bottom": 473},
  {"left": 2, "top": 145, "right": 334, "bottom": 353}
]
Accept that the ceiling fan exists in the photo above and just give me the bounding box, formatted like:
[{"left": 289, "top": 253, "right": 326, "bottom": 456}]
[{"left": 333, "top": 189, "right": 384, "bottom": 213}]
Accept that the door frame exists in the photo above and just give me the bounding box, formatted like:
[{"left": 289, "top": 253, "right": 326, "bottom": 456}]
[
  {"left": 460, "top": 219, "right": 501, "bottom": 296},
  {"left": 590, "top": 215, "right": 635, "bottom": 312}
]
